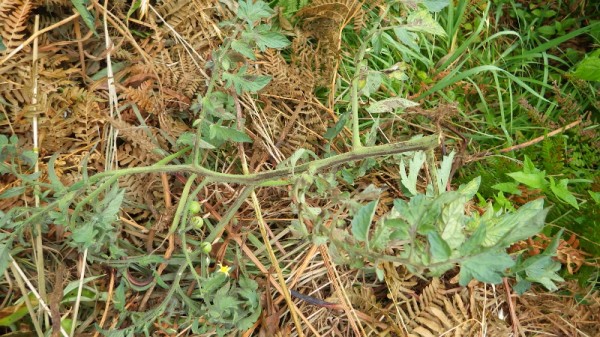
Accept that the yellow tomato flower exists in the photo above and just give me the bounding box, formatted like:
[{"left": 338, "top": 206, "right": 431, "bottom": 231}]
[{"left": 216, "top": 263, "right": 231, "bottom": 276}]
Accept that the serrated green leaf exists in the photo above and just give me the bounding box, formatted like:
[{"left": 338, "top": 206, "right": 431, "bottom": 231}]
[
  {"left": 459, "top": 221, "right": 487, "bottom": 255},
  {"left": 235, "top": 302, "right": 261, "bottom": 330},
  {"left": 209, "top": 124, "right": 253, "bottom": 143},
  {"left": 513, "top": 279, "right": 532, "bottom": 295},
  {"left": 99, "top": 188, "right": 124, "bottom": 225},
  {"left": 231, "top": 40, "right": 256, "bottom": 60},
  {"left": 19, "top": 150, "right": 37, "bottom": 168},
  {"left": 440, "top": 194, "right": 466, "bottom": 248},
  {"left": 483, "top": 199, "right": 547, "bottom": 247},
  {"left": 385, "top": 218, "right": 410, "bottom": 241},
  {"left": 437, "top": 151, "right": 455, "bottom": 193},
  {"left": 222, "top": 69, "right": 271, "bottom": 94},
  {"left": 237, "top": 0, "right": 274, "bottom": 26},
  {"left": 324, "top": 112, "right": 348, "bottom": 140},
  {"left": 351, "top": 200, "right": 378, "bottom": 243},
  {"left": 393, "top": 27, "right": 419, "bottom": 52},
  {"left": 459, "top": 251, "right": 514, "bottom": 285},
  {"left": 405, "top": 10, "right": 447, "bottom": 36},
  {"left": 367, "top": 96, "right": 419, "bottom": 113},
  {"left": 369, "top": 222, "right": 392, "bottom": 250},
  {"left": 71, "top": 224, "right": 97, "bottom": 248},
  {"left": 423, "top": 0, "right": 450, "bottom": 12},
  {"left": 549, "top": 178, "right": 578, "bottom": 209},
  {"left": 362, "top": 71, "right": 383, "bottom": 97},
  {"left": 428, "top": 232, "right": 451, "bottom": 261},
  {"left": 48, "top": 153, "right": 66, "bottom": 192},
  {"left": 176, "top": 132, "right": 216, "bottom": 149},
  {"left": 492, "top": 182, "right": 522, "bottom": 195},
  {"left": 518, "top": 255, "right": 563, "bottom": 291},
  {"left": 458, "top": 176, "right": 481, "bottom": 198},
  {"left": 399, "top": 151, "right": 426, "bottom": 195},
  {"left": 113, "top": 281, "right": 126, "bottom": 311},
  {"left": 243, "top": 26, "right": 290, "bottom": 51}
]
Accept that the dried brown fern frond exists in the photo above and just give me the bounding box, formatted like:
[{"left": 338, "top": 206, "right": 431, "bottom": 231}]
[
  {"left": 0, "top": 0, "right": 35, "bottom": 51},
  {"left": 107, "top": 117, "right": 163, "bottom": 162},
  {"left": 386, "top": 274, "right": 512, "bottom": 337},
  {"left": 517, "top": 281, "right": 600, "bottom": 336}
]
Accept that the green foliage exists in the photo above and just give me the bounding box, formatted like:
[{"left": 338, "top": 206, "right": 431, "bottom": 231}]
[
  {"left": 313, "top": 151, "right": 561, "bottom": 290},
  {"left": 496, "top": 155, "right": 583, "bottom": 209},
  {"left": 190, "top": 272, "right": 261, "bottom": 336},
  {"left": 70, "top": 0, "right": 96, "bottom": 35},
  {"left": 571, "top": 49, "right": 600, "bottom": 81}
]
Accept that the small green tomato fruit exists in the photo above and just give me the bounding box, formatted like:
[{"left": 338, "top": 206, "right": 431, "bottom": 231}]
[
  {"left": 191, "top": 216, "right": 204, "bottom": 229},
  {"left": 188, "top": 201, "right": 202, "bottom": 214},
  {"left": 200, "top": 242, "right": 212, "bottom": 254}
]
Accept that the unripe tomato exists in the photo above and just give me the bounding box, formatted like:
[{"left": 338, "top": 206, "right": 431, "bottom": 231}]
[
  {"left": 189, "top": 201, "right": 202, "bottom": 214},
  {"left": 200, "top": 242, "right": 212, "bottom": 254},
  {"left": 191, "top": 216, "right": 204, "bottom": 229}
]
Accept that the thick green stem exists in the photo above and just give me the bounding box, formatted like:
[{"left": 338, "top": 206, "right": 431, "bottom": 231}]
[{"left": 88, "top": 134, "right": 440, "bottom": 185}]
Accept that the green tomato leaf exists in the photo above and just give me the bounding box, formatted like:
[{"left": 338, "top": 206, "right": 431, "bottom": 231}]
[
  {"left": 367, "top": 96, "right": 419, "bottom": 113},
  {"left": 484, "top": 199, "right": 548, "bottom": 247},
  {"left": 437, "top": 151, "right": 455, "bottom": 193},
  {"left": 423, "top": 0, "right": 450, "bottom": 12},
  {"left": 113, "top": 281, "right": 126, "bottom": 311},
  {"left": 428, "top": 231, "right": 451, "bottom": 262},
  {"left": 459, "top": 251, "right": 514, "bottom": 285},
  {"left": 516, "top": 255, "right": 564, "bottom": 291},
  {"left": 385, "top": 218, "right": 411, "bottom": 241},
  {"left": 48, "top": 153, "right": 66, "bottom": 193},
  {"left": 237, "top": 0, "right": 274, "bottom": 26},
  {"left": 440, "top": 194, "right": 467, "bottom": 249},
  {"left": 324, "top": 112, "right": 349, "bottom": 140},
  {"left": 176, "top": 132, "right": 216, "bottom": 149},
  {"left": 404, "top": 10, "right": 447, "bottom": 36},
  {"left": 231, "top": 40, "right": 256, "bottom": 60},
  {"left": 222, "top": 69, "right": 271, "bottom": 94},
  {"left": 351, "top": 200, "right": 378, "bottom": 243},
  {"left": 459, "top": 221, "right": 487, "bottom": 255},
  {"left": 209, "top": 124, "right": 253, "bottom": 143},
  {"left": 243, "top": 25, "right": 290, "bottom": 51},
  {"left": 369, "top": 223, "right": 393, "bottom": 251},
  {"left": 458, "top": 176, "right": 481, "bottom": 199},
  {"left": 399, "top": 151, "right": 426, "bottom": 196}
]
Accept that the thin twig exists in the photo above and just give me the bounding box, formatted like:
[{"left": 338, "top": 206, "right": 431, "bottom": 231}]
[
  {"left": 470, "top": 119, "right": 582, "bottom": 161},
  {"left": 70, "top": 248, "right": 88, "bottom": 337},
  {"left": 93, "top": 269, "right": 115, "bottom": 337},
  {"left": 9, "top": 257, "right": 69, "bottom": 337},
  {"left": 31, "top": 14, "right": 48, "bottom": 329},
  {"left": 503, "top": 277, "right": 523, "bottom": 337},
  {"left": 234, "top": 92, "right": 305, "bottom": 336}
]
